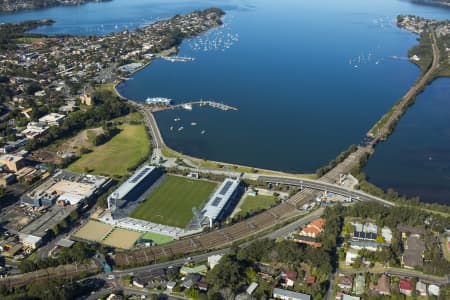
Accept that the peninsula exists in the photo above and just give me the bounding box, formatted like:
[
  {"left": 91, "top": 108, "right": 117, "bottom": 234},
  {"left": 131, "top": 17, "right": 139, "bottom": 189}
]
[
  {"left": 0, "top": 0, "right": 110, "bottom": 12},
  {"left": 0, "top": 6, "right": 448, "bottom": 300},
  {"left": 410, "top": 0, "right": 450, "bottom": 8}
]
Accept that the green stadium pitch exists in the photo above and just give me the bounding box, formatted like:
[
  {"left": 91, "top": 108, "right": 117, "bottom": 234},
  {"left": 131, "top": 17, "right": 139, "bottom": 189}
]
[{"left": 130, "top": 175, "right": 217, "bottom": 228}]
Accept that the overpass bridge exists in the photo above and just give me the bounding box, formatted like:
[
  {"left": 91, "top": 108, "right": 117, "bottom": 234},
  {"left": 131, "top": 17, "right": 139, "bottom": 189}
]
[{"left": 258, "top": 176, "right": 394, "bottom": 207}]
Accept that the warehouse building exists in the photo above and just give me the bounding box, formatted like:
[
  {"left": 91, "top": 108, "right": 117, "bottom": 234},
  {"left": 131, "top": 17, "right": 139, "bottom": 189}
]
[
  {"left": 201, "top": 178, "right": 242, "bottom": 226},
  {"left": 21, "top": 170, "right": 110, "bottom": 208},
  {"left": 107, "top": 165, "right": 162, "bottom": 212}
]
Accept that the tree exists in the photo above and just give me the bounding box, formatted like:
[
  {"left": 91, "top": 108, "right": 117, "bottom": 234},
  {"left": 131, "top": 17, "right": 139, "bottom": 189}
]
[
  {"left": 185, "top": 286, "right": 199, "bottom": 299},
  {"left": 375, "top": 235, "right": 385, "bottom": 243}
]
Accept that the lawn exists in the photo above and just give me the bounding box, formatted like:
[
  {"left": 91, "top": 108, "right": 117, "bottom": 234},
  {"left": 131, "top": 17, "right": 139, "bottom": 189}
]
[
  {"left": 237, "top": 194, "right": 277, "bottom": 216},
  {"left": 67, "top": 123, "right": 150, "bottom": 178},
  {"left": 141, "top": 232, "right": 174, "bottom": 245},
  {"left": 130, "top": 175, "right": 218, "bottom": 228}
]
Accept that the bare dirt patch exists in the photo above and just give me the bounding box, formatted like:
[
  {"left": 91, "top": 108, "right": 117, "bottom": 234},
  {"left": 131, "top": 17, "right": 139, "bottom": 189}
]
[{"left": 102, "top": 228, "right": 142, "bottom": 250}]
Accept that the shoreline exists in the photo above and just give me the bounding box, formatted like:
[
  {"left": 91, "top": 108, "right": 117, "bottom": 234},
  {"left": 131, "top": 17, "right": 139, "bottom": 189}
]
[
  {"left": 112, "top": 15, "right": 450, "bottom": 205},
  {"left": 112, "top": 63, "right": 316, "bottom": 179}
]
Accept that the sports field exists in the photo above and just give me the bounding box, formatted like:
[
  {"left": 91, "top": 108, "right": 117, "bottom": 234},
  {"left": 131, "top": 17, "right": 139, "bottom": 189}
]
[
  {"left": 67, "top": 123, "right": 150, "bottom": 178},
  {"left": 73, "top": 220, "right": 113, "bottom": 242},
  {"left": 141, "top": 232, "right": 174, "bottom": 245},
  {"left": 130, "top": 175, "right": 218, "bottom": 228},
  {"left": 102, "top": 228, "right": 142, "bottom": 249},
  {"left": 237, "top": 195, "right": 277, "bottom": 216}
]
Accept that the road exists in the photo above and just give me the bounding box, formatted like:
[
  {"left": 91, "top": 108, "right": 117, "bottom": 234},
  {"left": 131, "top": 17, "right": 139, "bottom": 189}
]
[
  {"left": 82, "top": 209, "right": 325, "bottom": 298},
  {"left": 258, "top": 176, "right": 394, "bottom": 207},
  {"left": 114, "top": 208, "right": 322, "bottom": 275},
  {"left": 338, "top": 267, "right": 449, "bottom": 285},
  {"left": 369, "top": 29, "right": 440, "bottom": 141}
]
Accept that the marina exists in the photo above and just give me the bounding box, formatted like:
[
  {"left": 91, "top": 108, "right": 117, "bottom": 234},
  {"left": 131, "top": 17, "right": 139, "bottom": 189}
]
[{"left": 148, "top": 100, "right": 238, "bottom": 112}]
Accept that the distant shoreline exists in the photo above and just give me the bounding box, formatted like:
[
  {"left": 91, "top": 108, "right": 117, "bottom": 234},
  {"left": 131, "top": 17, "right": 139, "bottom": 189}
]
[{"left": 0, "top": 0, "right": 110, "bottom": 13}]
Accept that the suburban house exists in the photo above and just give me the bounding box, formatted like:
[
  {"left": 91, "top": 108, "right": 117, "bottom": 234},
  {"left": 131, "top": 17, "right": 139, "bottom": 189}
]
[
  {"left": 345, "top": 249, "right": 359, "bottom": 266},
  {"left": 353, "top": 274, "right": 365, "bottom": 295},
  {"left": 280, "top": 270, "right": 297, "bottom": 287},
  {"left": 397, "top": 225, "right": 425, "bottom": 239},
  {"left": 402, "top": 235, "right": 425, "bottom": 269},
  {"left": 399, "top": 279, "right": 413, "bottom": 296},
  {"left": 180, "top": 264, "right": 208, "bottom": 276},
  {"left": 337, "top": 274, "right": 353, "bottom": 290},
  {"left": 381, "top": 227, "right": 392, "bottom": 243},
  {"left": 257, "top": 263, "right": 277, "bottom": 281},
  {"left": 369, "top": 274, "right": 391, "bottom": 296},
  {"left": 292, "top": 218, "right": 326, "bottom": 248},
  {"left": 207, "top": 254, "right": 223, "bottom": 269},
  {"left": 180, "top": 273, "right": 202, "bottom": 289},
  {"left": 273, "top": 288, "right": 311, "bottom": 300},
  {"left": 300, "top": 218, "right": 326, "bottom": 238},
  {"left": 416, "top": 281, "right": 427, "bottom": 297},
  {"left": 305, "top": 275, "right": 316, "bottom": 285},
  {"left": 351, "top": 222, "right": 378, "bottom": 241},
  {"left": 341, "top": 294, "right": 360, "bottom": 300}
]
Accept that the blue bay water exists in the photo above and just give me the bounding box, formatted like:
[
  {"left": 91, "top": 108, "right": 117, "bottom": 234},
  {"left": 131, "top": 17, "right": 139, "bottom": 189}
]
[
  {"left": 365, "top": 78, "right": 450, "bottom": 204},
  {"left": 2, "top": 0, "right": 450, "bottom": 203}
]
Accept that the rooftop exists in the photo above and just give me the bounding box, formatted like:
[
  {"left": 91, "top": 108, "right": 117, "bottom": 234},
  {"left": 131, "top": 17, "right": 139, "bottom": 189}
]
[
  {"left": 273, "top": 288, "right": 311, "bottom": 300},
  {"left": 201, "top": 178, "right": 240, "bottom": 221},
  {"left": 0, "top": 154, "right": 23, "bottom": 163},
  {"left": 108, "top": 165, "right": 156, "bottom": 201}
]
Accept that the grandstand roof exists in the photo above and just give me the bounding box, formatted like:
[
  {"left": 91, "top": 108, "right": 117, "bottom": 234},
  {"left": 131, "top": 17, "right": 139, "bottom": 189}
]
[
  {"left": 201, "top": 178, "right": 240, "bottom": 222},
  {"left": 108, "top": 165, "right": 156, "bottom": 201}
]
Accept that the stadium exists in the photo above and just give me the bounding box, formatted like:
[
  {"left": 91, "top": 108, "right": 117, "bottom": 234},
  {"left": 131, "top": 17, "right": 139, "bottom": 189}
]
[{"left": 74, "top": 165, "right": 242, "bottom": 249}]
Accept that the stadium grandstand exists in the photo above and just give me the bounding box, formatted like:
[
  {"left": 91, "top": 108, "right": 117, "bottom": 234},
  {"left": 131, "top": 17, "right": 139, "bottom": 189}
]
[
  {"left": 107, "top": 165, "right": 162, "bottom": 213},
  {"left": 201, "top": 178, "right": 242, "bottom": 226}
]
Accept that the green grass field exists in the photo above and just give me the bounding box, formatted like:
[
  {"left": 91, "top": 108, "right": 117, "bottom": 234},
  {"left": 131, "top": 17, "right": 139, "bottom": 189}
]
[
  {"left": 237, "top": 194, "right": 277, "bottom": 216},
  {"left": 67, "top": 123, "right": 150, "bottom": 178},
  {"left": 141, "top": 232, "right": 174, "bottom": 245},
  {"left": 130, "top": 175, "right": 218, "bottom": 228}
]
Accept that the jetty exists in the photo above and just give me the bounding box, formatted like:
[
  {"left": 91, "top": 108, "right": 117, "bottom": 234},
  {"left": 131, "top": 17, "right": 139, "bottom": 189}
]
[
  {"left": 148, "top": 99, "right": 238, "bottom": 112},
  {"left": 161, "top": 56, "right": 195, "bottom": 62}
]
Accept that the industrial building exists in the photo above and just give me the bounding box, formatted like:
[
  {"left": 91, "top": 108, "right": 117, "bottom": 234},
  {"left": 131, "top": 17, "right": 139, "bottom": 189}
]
[
  {"left": 21, "top": 170, "right": 110, "bottom": 208},
  {"left": 19, "top": 234, "right": 43, "bottom": 250},
  {"left": 201, "top": 178, "right": 241, "bottom": 225},
  {"left": 107, "top": 165, "right": 162, "bottom": 211},
  {"left": 0, "top": 154, "right": 25, "bottom": 172}
]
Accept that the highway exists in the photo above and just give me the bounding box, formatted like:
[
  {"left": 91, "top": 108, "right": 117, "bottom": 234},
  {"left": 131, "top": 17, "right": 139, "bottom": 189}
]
[{"left": 258, "top": 176, "right": 395, "bottom": 207}]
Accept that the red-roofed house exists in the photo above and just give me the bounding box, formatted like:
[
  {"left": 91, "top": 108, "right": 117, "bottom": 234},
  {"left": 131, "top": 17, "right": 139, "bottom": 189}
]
[
  {"left": 399, "top": 279, "right": 413, "bottom": 296},
  {"left": 305, "top": 275, "right": 316, "bottom": 285},
  {"left": 301, "top": 218, "right": 326, "bottom": 238},
  {"left": 281, "top": 270, "right": 298, "bottom": 287}
]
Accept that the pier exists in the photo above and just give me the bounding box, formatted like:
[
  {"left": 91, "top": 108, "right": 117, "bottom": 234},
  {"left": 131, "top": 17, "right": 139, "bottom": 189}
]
[
  {"left": 148, "top": 100, "right": 238, "bottom": 112},
  {"left": 161, "top": 56, "right": 195, "bottom": 62}
]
